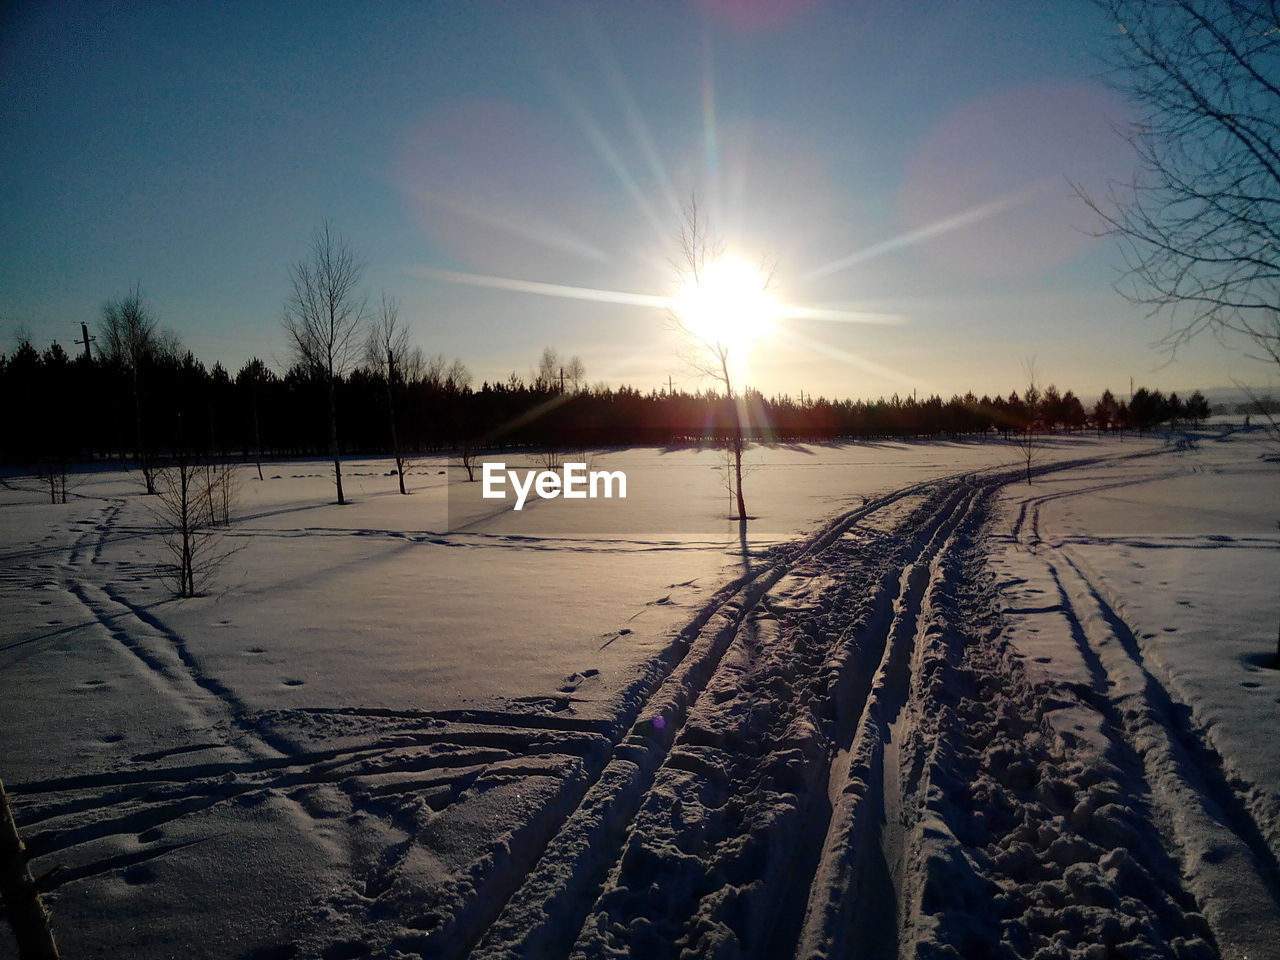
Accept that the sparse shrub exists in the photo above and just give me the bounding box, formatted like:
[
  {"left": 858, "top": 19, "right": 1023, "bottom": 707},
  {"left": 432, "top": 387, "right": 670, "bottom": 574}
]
[{"left": 151, "top": 455, "right": 239, "bottom": 597}]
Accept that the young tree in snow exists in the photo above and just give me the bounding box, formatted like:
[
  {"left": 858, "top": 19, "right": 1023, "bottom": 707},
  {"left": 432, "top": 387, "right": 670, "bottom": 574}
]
[
  {"left": 282, "top": 221, "right": 366, "bottom": 505},
  {"left": 669, "top": 198, "right": 764, "bottom": 522},
  {"left": 151, "top": 451, "right": 238, "bottom": 597},
  {"left": 1006, "top": 361, "right": 1042, "bottom": 484},
  {"left": 365, "top": 293, "right": 421, "bottom": 494}
]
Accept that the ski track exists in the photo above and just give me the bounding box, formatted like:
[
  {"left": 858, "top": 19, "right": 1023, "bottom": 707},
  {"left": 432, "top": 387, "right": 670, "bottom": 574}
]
[
  {"left": 1013, "top": 486, "right": 1280, "bottom": 960},
  {"left": 6, "top": 450, "right": 1277, "bottom": 959}
]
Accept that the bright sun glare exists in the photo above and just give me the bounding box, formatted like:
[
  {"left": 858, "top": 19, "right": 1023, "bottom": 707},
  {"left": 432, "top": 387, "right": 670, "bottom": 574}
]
[{"left": 674, "top": 255, "right": 776, "bottom": 350}]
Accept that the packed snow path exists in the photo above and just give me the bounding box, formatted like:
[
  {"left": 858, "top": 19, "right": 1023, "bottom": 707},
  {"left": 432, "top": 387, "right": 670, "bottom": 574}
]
[
  {"left": 468, "top": 462, "right": 1278, "bottom": 960},
  {"left": 3, "top": 442, "right": 1277, "bottom": 959}
]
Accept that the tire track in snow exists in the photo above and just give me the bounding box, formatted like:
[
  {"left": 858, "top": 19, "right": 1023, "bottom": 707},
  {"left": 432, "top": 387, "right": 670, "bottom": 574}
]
[
  {"left": 463, "top": 480, "right": 987, "bottom": 960},
  {"left": 1016, "top": 478, "right": 1280, "bottom": 950},
  {"left": 23, "top": 451, "right": 1234, "bottom": 959},
  {"left": 1047, "top": 546, "right": 1280, "bottom": 959},
  {"left": 18, "top": 499, "right": 379, "bottom": 910},
  {"left": 794, "top": 484, "right": 984, "bottom": 960},
  {"left": 937, "top": 477, "right": 1279, "bottom": 960},
  {"left": 463, "top": 450, "right": 1227, "bottom": 960},
  {"left": 19, "top": 492, "right": 749, "bottom": 956},
  {"left": 363, "top": 475, "right": 984, "bottom": 960}
]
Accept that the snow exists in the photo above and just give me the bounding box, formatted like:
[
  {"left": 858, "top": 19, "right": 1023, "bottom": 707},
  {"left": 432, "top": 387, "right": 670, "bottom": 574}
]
[
  {"left": 991, "top": 427, "right": 1280, "bottom": 959},
  {"left": 1, "top": 429, "right": 1276, "bottom": 959}
]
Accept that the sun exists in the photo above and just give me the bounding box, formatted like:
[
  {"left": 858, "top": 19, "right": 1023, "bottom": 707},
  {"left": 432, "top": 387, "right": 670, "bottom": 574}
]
[{"left": 673, "top": 255, "right": 777, "bottom": 350}]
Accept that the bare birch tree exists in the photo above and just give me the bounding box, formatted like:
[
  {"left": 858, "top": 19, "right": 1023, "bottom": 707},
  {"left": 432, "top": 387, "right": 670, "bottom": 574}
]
[
  {"left": 366, "top": 292, "right": 417, "bottom": 494},
  {"left": 152, "top": 452, "right": 238, "bottom": 597},
  {"left": 565, "top": 355, "right": 586, "bottom": 392},
  {"left": 670, "top": 199, "right": 752, "bottom": 522},
  {"left": 282, "top": 221, "right": 366, "bottom": 505},
  {"left": 1009, "top": 360, "right": 1041, "bottom": 485}
]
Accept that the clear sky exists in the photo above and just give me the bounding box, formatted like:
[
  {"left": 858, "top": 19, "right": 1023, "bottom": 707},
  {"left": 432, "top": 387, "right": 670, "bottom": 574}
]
[{"left": 2, "top": 1, "right": 1272, "bottom": 402}]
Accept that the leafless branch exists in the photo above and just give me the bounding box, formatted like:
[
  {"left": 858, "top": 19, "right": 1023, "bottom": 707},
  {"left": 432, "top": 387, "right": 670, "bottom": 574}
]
[{"left": 1077, "top": 0, "right": 1280, "bottom": 367}]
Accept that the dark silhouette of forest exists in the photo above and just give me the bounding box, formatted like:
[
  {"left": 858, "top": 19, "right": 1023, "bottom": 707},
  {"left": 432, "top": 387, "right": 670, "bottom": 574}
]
[{"left": 0, "top": 336, "right": 1211, "bottom": 470}]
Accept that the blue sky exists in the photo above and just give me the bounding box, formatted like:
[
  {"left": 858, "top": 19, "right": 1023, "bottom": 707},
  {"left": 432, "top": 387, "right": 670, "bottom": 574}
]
[{"left": 2, "top": 1, "right": 1270, "bottom": 401}]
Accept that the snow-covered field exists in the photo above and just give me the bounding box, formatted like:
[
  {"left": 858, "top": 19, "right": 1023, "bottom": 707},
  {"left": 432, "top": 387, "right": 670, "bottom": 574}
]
[{"left": 1, "top": 430, "right": 1276, "bottom": 959}]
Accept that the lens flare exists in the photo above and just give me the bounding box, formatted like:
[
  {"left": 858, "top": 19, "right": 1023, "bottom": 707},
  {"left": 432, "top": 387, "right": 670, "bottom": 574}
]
[{"left": 674, "top": 255, "right": 776, "bottom": 349}]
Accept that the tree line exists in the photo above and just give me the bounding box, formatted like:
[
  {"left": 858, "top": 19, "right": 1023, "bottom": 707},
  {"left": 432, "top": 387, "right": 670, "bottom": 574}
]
[{"left": 0, "top": 320, "right": 1212, "bottom": 472}]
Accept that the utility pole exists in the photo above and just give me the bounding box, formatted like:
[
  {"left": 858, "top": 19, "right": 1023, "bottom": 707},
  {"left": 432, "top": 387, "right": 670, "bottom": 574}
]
[
  {"left": 75, "top": 322, "right": 95, "bottom": 362},
  {"left": 668, "top": 375, "right": 674, "bottom": 397},
  {"left": 559, "top": 366, "right": 565, "bottom": 394}
]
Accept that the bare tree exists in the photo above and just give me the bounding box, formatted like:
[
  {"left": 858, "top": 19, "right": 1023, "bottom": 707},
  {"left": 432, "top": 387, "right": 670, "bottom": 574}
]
[
  {"left": 564, "top": 355, "right": 586, "bottom": 392},
  {"left": 531, "top": 346, "right": 582, "bottom": 394},
  {"left": 35, "top": 459, "right": 69, "bottom": 504},
  {"left": 460, "top": 446, "right": 480, "bottom": 482},
  {"left": 444, "top": 357, "right": 471, "bottom": 392},
  {"left": 536, "top": 346, "right": 560, "bottom": 392},
  {"left": 151, "top": 452, "right": 238, "bottom": 597},
  {"left": 1009, "top": 360, "right": 1041, "bottom": 484},
  {"left": 282, "top": 221, "right": 366, "bottom": 505},
  {"left": 1084, "top": 1, "right": 1280, "bottom": 664},
  {"left": 424, "top": 353, "right": 448, "bottom": 389},
  {"left": 200, "top": 460, "right": 239, "bottom": 527},
  {"left": 100, "top": 286, "right": 168, "bottom": 494},
  {"left": 366, "top": 293, "right": 414, "bottom": 494},
  {"left": 669, "top": 198, "right": 754, "bottom": 522},
  {"left": 1080, "top": 0, "right": 1279, "bottom": 372},
  {"left": 422, "top": 354, "right": 470, "bottom": 392}
]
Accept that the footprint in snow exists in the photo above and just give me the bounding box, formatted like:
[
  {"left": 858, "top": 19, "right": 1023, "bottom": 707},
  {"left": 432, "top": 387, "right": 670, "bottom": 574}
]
[
  {"left": 122, "top": 864, "right": 155, "bottom": 885},
  {"left": 598, "top": 628, "right": 632, "bottom": 650},
  {"left": 558, "top": 668, "right": 601, "bottom": 692}
]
